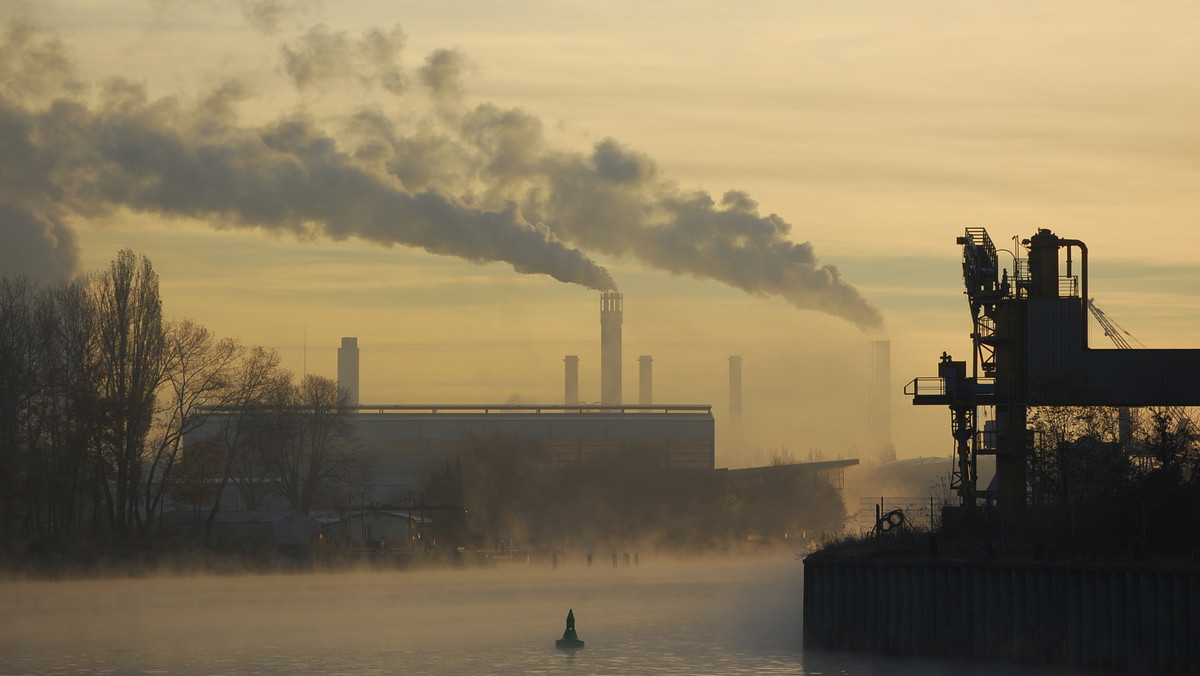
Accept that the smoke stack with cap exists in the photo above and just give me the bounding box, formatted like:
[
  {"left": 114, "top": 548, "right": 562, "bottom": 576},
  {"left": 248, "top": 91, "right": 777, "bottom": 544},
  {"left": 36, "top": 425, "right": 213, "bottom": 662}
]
[
  {"left": 338, "top": 337, "right": 359, "bottom": 406},
  {"left": 600, "top": 292, "right": 623, "bottom": 405}
]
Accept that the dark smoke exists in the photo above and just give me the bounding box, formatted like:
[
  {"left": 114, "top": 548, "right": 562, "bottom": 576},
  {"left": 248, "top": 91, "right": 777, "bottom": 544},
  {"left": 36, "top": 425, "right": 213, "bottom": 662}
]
[
  {"left": 1, "top": 12, "right": 882, "bottom": 329},
  {"left": 0, "top": 205, "right": 79, "bottom": 281},
  {"left": 281, "top": 23, "right": 406, "bottom": 95},
  {"left": 418, "top": 48, "right": 470, "bottom": 101},
  {"left": 0, "top": 18, "right": 615, "bottom": 292},
  {"left": 150, "top": 1, "right": 320, "bottom": 36},
  {"left": 239, "top": 0, "right": 318, "bottom": 34},
  {"left": 0, "top": 16, "right": 82, "bottom": 280},
  {"left": 357, "top": 51, "right": 884, "bottom": 330}
]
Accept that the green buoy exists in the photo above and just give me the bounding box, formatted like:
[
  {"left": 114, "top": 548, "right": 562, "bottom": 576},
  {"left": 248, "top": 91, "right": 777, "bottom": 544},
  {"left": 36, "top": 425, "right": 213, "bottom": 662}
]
[{"left": 555, "top": 609, "right": 585, "bottom": 649}]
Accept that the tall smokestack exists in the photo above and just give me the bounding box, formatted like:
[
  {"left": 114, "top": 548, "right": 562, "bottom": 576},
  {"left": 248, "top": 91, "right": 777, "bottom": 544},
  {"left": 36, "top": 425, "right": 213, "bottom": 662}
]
[
  {"left": 729, "top": 355, "right": 743, "bottom": 449},
  {"left": 868, "top": 340, "right": 895, "bottom": 463},
  {"left": 338, "top": 337, "right": 359, "bottom": 406},
  {"left": 564, "top": 355, "right": 580, "bottom": 406},
  {"left": 638, "top": 355, "right": 653, "bottom": 405},
  {"left": 600, "top": 292, "right": 623, "bottom": 405}
]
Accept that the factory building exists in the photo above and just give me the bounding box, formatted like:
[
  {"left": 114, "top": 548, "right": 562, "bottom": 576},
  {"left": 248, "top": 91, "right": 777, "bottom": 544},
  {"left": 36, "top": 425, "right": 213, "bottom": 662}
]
[
  {"left": 353, "top": 404, "right": 715, "bottom": 498},
  {"left": 188, "top": 403, "right": 715, "bottom": 507}
]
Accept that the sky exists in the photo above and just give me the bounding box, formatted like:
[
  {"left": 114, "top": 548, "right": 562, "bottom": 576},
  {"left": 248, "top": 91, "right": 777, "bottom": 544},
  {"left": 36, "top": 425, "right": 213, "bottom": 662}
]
[{"left": 2, "top": 0, "right": 1198, "bottom": 469}]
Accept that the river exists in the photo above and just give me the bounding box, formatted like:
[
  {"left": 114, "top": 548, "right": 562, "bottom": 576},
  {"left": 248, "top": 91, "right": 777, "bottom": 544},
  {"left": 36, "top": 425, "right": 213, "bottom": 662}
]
[{"left": 0, "top": 555, "right": 1063, "bottom": 674}]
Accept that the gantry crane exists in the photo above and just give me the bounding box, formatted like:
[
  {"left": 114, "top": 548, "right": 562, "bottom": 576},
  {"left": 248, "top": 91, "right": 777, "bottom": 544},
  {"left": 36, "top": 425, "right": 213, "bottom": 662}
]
[{"left": 907, "top": 229, "right": 1200, "bottom": 530}]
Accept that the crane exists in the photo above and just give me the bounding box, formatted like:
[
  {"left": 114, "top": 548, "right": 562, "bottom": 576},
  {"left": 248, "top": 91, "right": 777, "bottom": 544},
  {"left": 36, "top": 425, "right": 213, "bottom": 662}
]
[
  {"left": 1087, "top": 299, "right": 1192, "bottom": 467},
  {"left": 1087, "top": 299, "right": 1145, "bottom": 350}
]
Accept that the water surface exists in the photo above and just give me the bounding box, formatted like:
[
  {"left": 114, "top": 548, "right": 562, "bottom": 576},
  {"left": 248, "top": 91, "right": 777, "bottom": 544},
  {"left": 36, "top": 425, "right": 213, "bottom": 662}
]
[{"left": 0, "top": 556, "right": 1061, "bottom": 674}]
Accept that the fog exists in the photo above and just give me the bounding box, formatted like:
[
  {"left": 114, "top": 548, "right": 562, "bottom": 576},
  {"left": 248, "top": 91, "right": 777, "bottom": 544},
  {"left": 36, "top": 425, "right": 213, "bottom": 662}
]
[
  {"left": 2, "top": 556, "right": 805, "bottom": 674},
  {"left": 1, "top": 555, "right": 1070, "bottom": 675}
]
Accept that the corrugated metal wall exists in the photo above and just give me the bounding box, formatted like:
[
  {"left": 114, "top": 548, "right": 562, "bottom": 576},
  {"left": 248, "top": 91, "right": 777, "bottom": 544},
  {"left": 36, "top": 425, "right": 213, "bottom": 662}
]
[{"left": 804, "top": 557, "right": 1200, "bottom": 672}]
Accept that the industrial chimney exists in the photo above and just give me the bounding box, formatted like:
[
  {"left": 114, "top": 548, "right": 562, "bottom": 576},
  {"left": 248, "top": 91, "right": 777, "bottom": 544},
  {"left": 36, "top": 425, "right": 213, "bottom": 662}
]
[
  {"left": 564, "top": 355, "right": 580, "bottom": 406},
  {"left": 729, "top": 355, "right": 743, "bottom": 449},
  {"left": 338, "top": 337, "right": 359, "bottom": 406},
  {"left": 638, "top": 355, "right": 653, "bottom": 405},
  {"left": 729, "top": 356, "right": 743, "bottom": 421},
  {"left": 600, "top": 292, "right": 623, "bottom": 405},
  {"left": 868, "top": 340, "right": 895, "bottom": 463}
]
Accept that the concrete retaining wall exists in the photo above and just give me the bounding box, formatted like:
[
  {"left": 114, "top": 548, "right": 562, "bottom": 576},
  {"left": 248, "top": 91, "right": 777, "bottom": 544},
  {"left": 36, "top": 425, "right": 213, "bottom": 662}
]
[{"left": 803, "top": 557, "right": 1200, "bottom": 672}]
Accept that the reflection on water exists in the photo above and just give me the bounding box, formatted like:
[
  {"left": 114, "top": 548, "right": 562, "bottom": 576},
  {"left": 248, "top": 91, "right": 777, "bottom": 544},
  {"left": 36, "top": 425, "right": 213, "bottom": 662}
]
[{"left": 0, "top": 556, "right": 1060, "bottom": 674}]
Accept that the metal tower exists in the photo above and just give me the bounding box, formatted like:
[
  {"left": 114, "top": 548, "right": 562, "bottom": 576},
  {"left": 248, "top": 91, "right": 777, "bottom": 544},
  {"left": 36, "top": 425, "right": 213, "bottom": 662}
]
[{"left": 907, "top": 228, "right": 1200, "bottom": 530}]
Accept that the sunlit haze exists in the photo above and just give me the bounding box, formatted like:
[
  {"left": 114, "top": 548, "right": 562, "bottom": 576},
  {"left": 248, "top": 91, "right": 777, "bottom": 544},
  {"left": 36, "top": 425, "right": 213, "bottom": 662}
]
[{"left": 4, "top": 0, "right": 1198, "bottom": 467}]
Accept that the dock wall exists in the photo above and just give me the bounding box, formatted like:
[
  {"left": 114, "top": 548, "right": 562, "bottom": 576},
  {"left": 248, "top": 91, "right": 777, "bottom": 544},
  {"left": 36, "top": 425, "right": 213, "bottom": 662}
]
[{"left": 803, "top": 557, "right": 1200, "bottom": 672}]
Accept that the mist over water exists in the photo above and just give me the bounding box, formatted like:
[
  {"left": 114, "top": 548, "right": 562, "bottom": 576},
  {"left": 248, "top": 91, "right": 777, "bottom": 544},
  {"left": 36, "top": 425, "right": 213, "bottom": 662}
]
[{"left": 1, "top": 556, "right": 1064, "bottom": 675}]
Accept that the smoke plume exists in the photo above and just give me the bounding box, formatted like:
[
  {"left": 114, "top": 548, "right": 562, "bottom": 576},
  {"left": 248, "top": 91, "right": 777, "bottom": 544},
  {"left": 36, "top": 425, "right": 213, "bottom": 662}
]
[
  {"left": 281, "top": 23, "right": 407, "bottom": 94},
  {"left": 0, "top": 11, "right": 882, "bottom": 328},
  {"left": 0, "top": 17, "right": 615, "bottom": 291},
  {"left": 348, "top": 47, "right": 884, "bottom": 329},
  {"left": 0, "top": 205, "right": 80, "bottom": 281}
]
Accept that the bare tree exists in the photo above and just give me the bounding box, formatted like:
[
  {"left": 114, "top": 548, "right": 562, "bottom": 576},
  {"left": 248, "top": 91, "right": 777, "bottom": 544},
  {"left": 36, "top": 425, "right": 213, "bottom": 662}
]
[
  {"left": 0, "top": 278, "right": 38, "bottom": 546},
  {"left": 141, "top": 320, "right": 242, "bottom": 538},
  {"left": 90, "top": 250, "right": 167, "bottom": 537},
  {"left": 31, "top": 278, "right": 99, "bottom": 542},
  {"left": 168, "top": 440, "right": 226, "bottom": 522},
  {"left": 36, "top": 278, "right": 101, "bottom": 541},
  {"left": 231, "top": 373, "right": 295, "bottom": 511},
  {"left": 268, "top": 375, "right": 358, "bottom": 515},
  {"left": 1028, "top": 406, "right": 1126, "bottom": 510},
  {"left": 203, "top": 347, "right": 286, "bottom": 545}
]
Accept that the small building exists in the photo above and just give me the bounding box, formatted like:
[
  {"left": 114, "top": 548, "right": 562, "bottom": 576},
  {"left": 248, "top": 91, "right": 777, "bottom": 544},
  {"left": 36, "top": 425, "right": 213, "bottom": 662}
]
[{"left": 324, "top": 508, "right": 430, "bottom": 548}]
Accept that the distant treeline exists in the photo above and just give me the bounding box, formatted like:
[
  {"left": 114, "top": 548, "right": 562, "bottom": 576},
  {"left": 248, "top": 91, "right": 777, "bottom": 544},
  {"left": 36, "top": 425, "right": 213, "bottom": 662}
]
[{"left": 0, "top": 251, "right": 362, "bottom": 558}]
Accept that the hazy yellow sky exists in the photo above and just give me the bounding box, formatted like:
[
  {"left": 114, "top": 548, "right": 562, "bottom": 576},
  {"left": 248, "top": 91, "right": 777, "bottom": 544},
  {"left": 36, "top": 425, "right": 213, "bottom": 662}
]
[{"left": 3, "top": 0, "right": 1198, "bottom": 467}]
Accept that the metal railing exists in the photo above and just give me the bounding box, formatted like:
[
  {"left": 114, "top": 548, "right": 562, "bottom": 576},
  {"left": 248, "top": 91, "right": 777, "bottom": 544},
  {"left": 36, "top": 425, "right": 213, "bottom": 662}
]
[
  {"left": 905, "top": 377, "right": 996, "bottom": 398},
  {"left": 905, "top": 377, "right": 947, "bottom": 397},
  {"left": 1059, "top": 275, "right": 1079, "bottom": 297}
]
